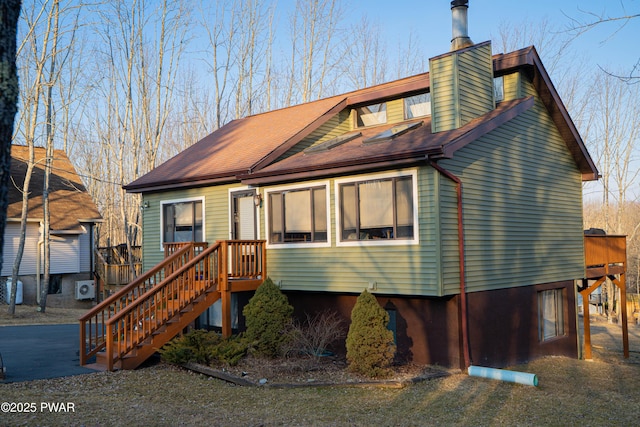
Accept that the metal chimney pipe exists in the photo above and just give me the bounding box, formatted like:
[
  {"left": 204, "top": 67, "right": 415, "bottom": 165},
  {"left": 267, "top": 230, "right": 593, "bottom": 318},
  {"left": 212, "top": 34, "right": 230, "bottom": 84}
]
[{"left": 451, "top": 0, "right": 473, "bottom": 51}]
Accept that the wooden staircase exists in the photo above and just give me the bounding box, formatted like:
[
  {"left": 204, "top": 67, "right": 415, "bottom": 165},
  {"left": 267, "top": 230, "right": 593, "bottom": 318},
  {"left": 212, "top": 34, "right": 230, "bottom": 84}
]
[{"left": 79, "top": 240, "right": 266, "bottom": 371}]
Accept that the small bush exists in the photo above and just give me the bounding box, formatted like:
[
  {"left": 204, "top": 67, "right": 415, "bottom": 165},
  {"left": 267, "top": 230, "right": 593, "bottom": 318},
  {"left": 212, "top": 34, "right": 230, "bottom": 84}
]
[
  {"left": 210, "top": 336, "right": 249, "bottom": 366},
  {"left": 160, "top": 330, "right": 248, "bottom": 366},
  {"left": 346, "top": 290, "right": 396, "bottom": 378},
  {"left": 284, "top": 309, "right": 345, "bottom": 359},
  {"left": 160, "top": 330, "right": 221, "bottom": 365},
  {"left": 243, "top": 277, "right": 294, "bottom": 358}
]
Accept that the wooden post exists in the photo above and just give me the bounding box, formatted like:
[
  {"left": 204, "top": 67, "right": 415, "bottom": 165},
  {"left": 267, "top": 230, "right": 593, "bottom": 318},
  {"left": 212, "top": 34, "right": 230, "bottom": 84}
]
[
  {"left": 79, "top": 319, "right": 86, "bottom": 366},
  {"left": 581, "top": 288, "right": 592, "bottom": 360},
  {"left": 579, "top": 276, "right": 605, "bottom": 360},
  {"left": 220, "top": 242, "right": 232, "bottom": 338},
  {"left": 618, "top": 273, "right": 629, "bottom": 358}
]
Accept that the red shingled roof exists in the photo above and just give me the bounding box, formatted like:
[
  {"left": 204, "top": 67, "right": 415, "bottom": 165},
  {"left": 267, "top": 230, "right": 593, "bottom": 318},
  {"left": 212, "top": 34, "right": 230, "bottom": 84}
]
[{"left": 125, "top": 45, "right": 598, "bottom": 192}]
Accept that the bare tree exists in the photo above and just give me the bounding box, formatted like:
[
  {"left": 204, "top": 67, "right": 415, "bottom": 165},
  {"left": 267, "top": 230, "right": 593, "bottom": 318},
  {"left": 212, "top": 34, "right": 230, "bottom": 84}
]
[
  {"left": 285, "top": 0, "right": 345, "bottom": 104},
  {"left": 78, "top": 0, "right": 189, "bottom": 255},
  {"left": 565, "top": 3, "right": 640, "bottom": 82},
  {"left": 1, "top": 0, "right": 22, "bottom": 313},
  {"left": 344, "top": 16, "right": 386, "bottom": 89},
  {"left": 8, "top": 0, "right": 52, "bottom": 314},
  {"left": 200, "top": 0, "right": 274, "bottom": 127}
]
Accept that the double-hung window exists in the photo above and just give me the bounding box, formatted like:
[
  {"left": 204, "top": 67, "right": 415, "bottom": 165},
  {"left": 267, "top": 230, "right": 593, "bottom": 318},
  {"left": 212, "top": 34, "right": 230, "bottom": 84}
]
[
  {"left": 337, "top": 171, "right": 417, "bottom": 245},
  {"left": 162, "top": 199, "right": 203, "bottom": 245},
  {"left": 268, "top": 185, "right": 328, "bottom": 245}
]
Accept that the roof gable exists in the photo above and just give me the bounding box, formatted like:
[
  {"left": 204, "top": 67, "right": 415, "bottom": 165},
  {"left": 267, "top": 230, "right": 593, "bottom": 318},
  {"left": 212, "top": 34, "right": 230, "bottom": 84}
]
[
  {"left": 8, "top": 146, "right": 102, "bottom": 232},
  {"left": 241, "top": 97, "right": 535, "bottom": 184},
  {"left": 126, "top": 45, "right": 598, "bottom": 192}
]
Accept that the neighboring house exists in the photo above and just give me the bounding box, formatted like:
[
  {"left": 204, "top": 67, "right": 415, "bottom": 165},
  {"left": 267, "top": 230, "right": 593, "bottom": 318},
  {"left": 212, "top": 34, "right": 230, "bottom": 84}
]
[
  {"left": 1, "top": 146, "right": 102, "bottom": 308},
  {"left": 122, "top": 8, "right": 601, "bottom": 369}
]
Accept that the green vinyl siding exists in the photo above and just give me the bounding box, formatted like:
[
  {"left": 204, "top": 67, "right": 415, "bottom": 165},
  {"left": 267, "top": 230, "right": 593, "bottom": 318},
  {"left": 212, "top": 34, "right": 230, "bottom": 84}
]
[
  {"left": 430, "top": 54, "right": 457, "bottom": 132},
  {"left": 457, "top": 43, "right": 494, "bottom": 124},
  {"left": 141, "top": 184, "right": 240, "bottom": 270},
  {"left": 279, "top": 111, "right": 351, "bottom": 160},
  {"left": 385, "top": 98, "right": 405, "bottom": 124},
  {"left": 439, "top": 93, "right": 585, "bottom": 294},
  {"left": 263, "top": 168, "right": 442, "bottom": 296},
  {"left": 503, "top": 71, "right": 523, "bottom": 101},
  {"left": 430, "top": 42, "right": 494, "bottom": 132}
]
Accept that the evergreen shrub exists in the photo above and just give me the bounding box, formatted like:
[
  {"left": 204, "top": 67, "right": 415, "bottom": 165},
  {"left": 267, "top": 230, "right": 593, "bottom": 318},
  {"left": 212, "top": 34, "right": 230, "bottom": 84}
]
[
  {"left": 346, "top": 289, "right": 396, "bottom": 378},
  {"left": 159, "top": 329, "right": 248, "bottom": 366},
  {"left": 242, "top": 277, "right": 294, "bottom": 358}
]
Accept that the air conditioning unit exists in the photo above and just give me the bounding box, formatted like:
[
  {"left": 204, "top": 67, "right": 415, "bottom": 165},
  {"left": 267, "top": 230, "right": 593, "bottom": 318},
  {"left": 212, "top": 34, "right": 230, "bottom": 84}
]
[{"left": 75, "top": 280, "right": 95, "bottom": 300}]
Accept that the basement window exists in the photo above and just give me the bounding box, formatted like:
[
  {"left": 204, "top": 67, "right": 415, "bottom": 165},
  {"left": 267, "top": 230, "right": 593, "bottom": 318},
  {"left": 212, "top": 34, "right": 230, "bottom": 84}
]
[
  {"left": 538, "top": 288, "right": 565, "bottom": 341},
  {"left": 404, "top": 93, "right": 431, "bottom": 119},
  {"left": 355, "top": 102, "right": 387, "bottom": 127}
]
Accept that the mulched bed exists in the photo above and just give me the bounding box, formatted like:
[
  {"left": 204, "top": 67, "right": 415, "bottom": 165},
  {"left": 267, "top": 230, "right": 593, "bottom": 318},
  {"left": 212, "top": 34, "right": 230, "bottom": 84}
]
[{"left": 182, "top": 354, "right": 452, "bottom": 388}]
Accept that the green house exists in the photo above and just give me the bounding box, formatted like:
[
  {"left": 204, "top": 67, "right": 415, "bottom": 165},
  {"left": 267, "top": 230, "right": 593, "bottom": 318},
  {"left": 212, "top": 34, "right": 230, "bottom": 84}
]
[{"left": 123, "top": 39, "right": 598, "bottom": 369}]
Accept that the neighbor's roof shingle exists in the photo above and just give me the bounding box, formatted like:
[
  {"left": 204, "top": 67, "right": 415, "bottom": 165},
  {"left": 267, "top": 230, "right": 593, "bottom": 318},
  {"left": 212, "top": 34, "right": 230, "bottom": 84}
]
[{"left": 8, "top": 146, "right": 102, "bottom": 232}]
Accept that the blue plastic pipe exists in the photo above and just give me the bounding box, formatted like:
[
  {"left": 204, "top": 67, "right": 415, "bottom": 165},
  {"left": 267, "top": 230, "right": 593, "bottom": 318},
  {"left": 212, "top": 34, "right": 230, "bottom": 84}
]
[{"left": 468, "top": 365, "right": 538, "bottom": 387}]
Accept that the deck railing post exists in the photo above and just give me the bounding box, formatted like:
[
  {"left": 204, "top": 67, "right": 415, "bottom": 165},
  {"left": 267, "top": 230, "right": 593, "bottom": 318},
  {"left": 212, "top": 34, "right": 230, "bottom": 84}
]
[
  {"left": 220, "top": 241, "right": 232, "bottom": 338},
  {"left": 262, "top": 241, "right": 267, "bottom": 280}
]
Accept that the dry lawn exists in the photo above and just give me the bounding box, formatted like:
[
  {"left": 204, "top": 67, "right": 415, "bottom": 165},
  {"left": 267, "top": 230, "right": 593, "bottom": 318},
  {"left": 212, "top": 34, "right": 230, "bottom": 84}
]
[
  {"left": 1, "top": 306, "right": 639, "bottom": 426},
  {"left": 0, "top": 305, "right": 87, "bottom": 326}
]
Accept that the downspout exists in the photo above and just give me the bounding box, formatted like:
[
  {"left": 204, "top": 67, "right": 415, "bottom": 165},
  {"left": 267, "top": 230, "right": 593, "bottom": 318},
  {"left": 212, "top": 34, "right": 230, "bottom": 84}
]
[{"left": 428, "top": 160, "right": 471, "bottom": 368}]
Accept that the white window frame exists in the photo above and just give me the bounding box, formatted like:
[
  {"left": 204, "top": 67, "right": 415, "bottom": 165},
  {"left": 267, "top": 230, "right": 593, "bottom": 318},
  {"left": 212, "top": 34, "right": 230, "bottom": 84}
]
[
  {"left": 265, "top": 181, "right": 331, "bottom": 249},
  {"left": 160, "top": 196, "right": 205, "bottom": 251},
  {"left": 354, "top": 102, "right": 388, "bottom": 128},
  {"left": 404, "top": 92, "right": 431, "bottom": 119},
  {"left": 228, "top": 186, "right": 262, "bottom": 240},
  {"left": 335, "top": 169, "right": 419, "bottom": 247}
]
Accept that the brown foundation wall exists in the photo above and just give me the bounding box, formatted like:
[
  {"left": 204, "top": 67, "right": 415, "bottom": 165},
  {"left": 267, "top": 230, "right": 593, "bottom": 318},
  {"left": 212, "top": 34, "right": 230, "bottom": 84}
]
[{"left": 284, "top": 280, "right": 578, "bottom": 369}]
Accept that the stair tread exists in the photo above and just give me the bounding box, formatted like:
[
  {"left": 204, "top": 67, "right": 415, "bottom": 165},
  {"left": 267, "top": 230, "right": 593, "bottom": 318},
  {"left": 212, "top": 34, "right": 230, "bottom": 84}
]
[{"left": 79, "top": 254, "right": 262, "bottom": 371}]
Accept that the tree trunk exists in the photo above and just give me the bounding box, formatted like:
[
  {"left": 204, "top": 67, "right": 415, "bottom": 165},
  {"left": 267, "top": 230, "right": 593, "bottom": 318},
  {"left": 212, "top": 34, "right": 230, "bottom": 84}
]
[{"left": 1, "top": 0, "right": 22, "bottom": 314}]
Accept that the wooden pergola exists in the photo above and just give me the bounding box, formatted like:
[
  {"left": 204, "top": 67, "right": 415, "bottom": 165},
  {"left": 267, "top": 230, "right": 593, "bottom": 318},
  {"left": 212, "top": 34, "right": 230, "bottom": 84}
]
[{"left": 579, "top": 234, "right": 628, "bottom": 359}]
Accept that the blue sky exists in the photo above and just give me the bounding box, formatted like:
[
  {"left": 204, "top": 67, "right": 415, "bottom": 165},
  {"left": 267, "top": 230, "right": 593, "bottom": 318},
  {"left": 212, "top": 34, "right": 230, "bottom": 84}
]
[{"left": 344, "top": 0, "right": 639, "bottom": 76}]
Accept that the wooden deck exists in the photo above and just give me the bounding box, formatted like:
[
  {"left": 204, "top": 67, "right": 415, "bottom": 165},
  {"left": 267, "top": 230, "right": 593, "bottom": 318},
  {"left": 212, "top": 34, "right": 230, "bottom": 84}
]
[
  {"left": 95, "top": 245, "right": 143, "bottom": 300},
  {"left": 79, "top": 240, "right": 266, "bottom": 371},
  {"left": 580, "top": 234, "right": 628, "bottom": 360}
]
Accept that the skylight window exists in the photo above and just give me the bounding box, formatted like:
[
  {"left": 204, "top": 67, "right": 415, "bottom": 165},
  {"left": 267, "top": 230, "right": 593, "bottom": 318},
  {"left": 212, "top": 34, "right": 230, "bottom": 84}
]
[
  {"left": 355, "top": 102, "right": 387, "bottom": 127},
  {"left": 363, "top": 121, "right": 422, "bottom": 144},
  {"left": 404, "top": 93, "right": 431, "bottom": 119},
  {"left": 304, "top": 132, "right": 361, "bottom": 154}
]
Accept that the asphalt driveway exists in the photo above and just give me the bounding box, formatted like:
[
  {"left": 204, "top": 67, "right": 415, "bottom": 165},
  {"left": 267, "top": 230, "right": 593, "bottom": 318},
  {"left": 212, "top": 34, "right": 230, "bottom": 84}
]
[{"left": 0, "top": 324, "right": 98, "bottom": 383}]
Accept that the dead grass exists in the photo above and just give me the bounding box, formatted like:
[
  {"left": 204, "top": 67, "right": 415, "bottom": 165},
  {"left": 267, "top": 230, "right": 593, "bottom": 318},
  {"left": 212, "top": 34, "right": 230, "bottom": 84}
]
[
  {"left": 0, "top": 305, "right": 87, "bottom": 326},
  {"left": 1, "top": 307, "right": 640, "bottom": 426}
]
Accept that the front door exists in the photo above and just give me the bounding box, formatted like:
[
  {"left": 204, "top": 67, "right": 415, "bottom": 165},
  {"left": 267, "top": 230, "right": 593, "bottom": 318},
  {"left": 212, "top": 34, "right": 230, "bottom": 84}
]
[
  {"left": 199, "top": 189, "right": 257, "bottom": 331},
  {"left": 231, "top": 189, "right": 257, "bottom": 240}
]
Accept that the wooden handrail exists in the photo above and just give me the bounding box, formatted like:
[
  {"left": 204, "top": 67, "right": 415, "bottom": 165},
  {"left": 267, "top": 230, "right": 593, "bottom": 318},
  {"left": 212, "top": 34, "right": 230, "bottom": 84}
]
[
  {"left": 80, "top": 240, "right": 266, "bottom": 370},
  {"left": 104, "top": 241, "right": 223, "bottom": 371},
  {"left": 79, "top": 243, "right": 203, "bottom": 365}
]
